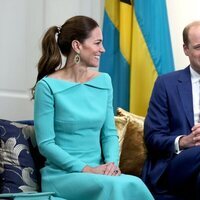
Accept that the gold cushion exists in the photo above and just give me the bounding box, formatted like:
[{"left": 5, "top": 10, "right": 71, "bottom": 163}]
[
  {"left": 114, "top": 115, "right": 129, "bottom": 154},
  {"left": 115, "top": 107, "right": 147, "bottom": 177}
]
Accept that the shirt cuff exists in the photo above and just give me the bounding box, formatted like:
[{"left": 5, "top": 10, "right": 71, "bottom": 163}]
[{"left": 174, "top": 135, "right": 184, "bottom": 154}]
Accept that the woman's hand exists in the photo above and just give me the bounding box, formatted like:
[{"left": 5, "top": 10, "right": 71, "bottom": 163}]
[
  {"left": 82, "top": 164, "right": 107, "bottom": 174},
  {"left": 82, "top": 162, "right": 121, "bottom": 176},
  {"left": 104, "top": 162, "right": 121, "bottom": 176}
]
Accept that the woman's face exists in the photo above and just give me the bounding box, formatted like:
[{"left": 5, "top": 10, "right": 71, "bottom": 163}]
[{"left": 79, "top": 27, "right": 105, "bottom": 68}]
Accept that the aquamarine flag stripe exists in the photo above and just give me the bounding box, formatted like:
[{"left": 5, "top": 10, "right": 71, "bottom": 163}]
[
  {"left": 134, "top": 0, "right": 174, "bottom": 75},
  {"left": 100, "top": 11, "right": 130, "bottom": 111}
]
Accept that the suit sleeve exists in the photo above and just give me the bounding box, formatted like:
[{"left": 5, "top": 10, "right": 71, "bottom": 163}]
[
  {"left": 144, "top": 76, "right": 177, "bottom": 158},
  {"left": 34, "top": 80, "right": 86, "bottom": 172},
  {"left": 100, "top": 74, "right": 119, "bottom": 165}
]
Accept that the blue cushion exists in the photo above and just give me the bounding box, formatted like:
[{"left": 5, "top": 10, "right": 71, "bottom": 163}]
[{"left": 0, "top": 119, "right": 44, "bottom": 193}]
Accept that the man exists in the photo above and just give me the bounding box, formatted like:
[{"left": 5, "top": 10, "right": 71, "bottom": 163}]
[{"left": 142, "top": 21, "right": 200, "bottom": 200}]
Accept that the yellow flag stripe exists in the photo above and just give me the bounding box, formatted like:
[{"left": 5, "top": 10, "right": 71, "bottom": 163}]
[
  {"left": 105, "top": 0, "right": 119, "bottom": 29},
  {"left": 105, "top": 1, "right": 132, "bottom": 63},
  {"left": 130, "top": 10, "right": 158, "bottom": 116},
  {"left": 119, "top": 2, "right": 132, "bottom": 62}
]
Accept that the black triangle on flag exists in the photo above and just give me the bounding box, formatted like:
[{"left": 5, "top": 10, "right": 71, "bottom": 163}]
[{"left": 120, "top": 0, "right": 132, "bottom": 5}]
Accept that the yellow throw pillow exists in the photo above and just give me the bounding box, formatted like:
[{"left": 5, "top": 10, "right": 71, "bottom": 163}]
[{"left": 116, "top": 107, "right": 147, "bottom": 177}]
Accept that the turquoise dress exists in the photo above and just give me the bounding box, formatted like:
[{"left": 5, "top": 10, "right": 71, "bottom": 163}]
[{"left": 34, "top": 73, "right": 154, "bottom": 200}]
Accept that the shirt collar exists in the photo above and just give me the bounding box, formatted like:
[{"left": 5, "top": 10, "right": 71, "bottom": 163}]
[{"left": 190, "top": 66, "right": 200, "bottom": 83}]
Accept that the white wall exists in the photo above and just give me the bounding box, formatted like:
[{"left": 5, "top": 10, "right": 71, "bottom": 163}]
[
  {"left": 167, "top": 0, "right": 200, "bottom": 69},
  {"left": 0, "top": 0, "right": 103, "bottom": 120},
  {"left": 0, "top": 0, "right": 200, "bottom": 120}
]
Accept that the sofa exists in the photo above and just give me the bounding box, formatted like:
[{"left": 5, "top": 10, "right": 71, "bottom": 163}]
[{"left": 0, "top": 108, "right": 184, "bottom": 200}]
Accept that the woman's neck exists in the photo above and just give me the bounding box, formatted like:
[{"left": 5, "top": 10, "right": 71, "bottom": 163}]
[
  {"left": 62, "top": 64, "right": 89, "bottom": 83},
  {"left": 49, "top": 55, "right": 99, "bottom": 83}
]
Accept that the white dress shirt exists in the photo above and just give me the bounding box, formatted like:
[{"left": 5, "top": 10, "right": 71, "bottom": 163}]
[{"left": 191, "top": 67, "right": 200, "bottom": 124}]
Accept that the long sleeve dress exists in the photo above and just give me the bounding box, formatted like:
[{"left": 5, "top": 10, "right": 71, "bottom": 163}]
[{"left": 34, "top": 72, "right": 154, "bottom": 200}]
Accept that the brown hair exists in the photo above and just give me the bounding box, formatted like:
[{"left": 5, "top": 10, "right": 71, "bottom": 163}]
[
  {"left": 183, "top": 21, "right": 200, "bottom": 47},
  {"left": 31, "top": 15, "right": 99, "bottom": 98}
]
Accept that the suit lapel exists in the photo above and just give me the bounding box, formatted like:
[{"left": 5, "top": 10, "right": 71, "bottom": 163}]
[{"left": 177, "top": 67, "right": 194, "bottom": 127}]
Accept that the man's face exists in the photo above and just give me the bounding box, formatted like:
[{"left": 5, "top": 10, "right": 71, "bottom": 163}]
[{"left": 184, "top": 25, "right": 200, "bottom": 74}]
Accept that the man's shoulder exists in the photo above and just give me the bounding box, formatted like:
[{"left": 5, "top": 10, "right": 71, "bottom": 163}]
[{"left": 158, "top": 66, "right": 189, "bottom": 81}]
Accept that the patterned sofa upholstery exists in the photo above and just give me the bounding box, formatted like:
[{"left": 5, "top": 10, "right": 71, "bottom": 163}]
[{"left": 0, "top": 119, "right": 57, "bottom": 199}]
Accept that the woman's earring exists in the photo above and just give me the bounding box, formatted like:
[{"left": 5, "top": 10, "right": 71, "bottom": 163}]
[{"left": 74, "top": 53, "right": 80, "bottom": 64}]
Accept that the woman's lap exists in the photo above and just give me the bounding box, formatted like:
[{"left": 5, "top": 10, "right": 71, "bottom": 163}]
[{"left": 41, "top": 169, "right": 153, "bottom": 200}]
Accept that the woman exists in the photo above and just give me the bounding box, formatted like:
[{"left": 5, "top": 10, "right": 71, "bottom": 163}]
[{"left": 33, "top": 15, "right": 154, "bottom": 200}]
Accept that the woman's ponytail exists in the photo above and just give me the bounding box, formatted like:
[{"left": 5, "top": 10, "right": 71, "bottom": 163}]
[{"left": 31, "top": 26, "right": 62, "bottom": 98}]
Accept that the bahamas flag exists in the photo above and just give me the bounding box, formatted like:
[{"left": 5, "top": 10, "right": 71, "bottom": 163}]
[{"left": 99, "top": 0, "right": 174, "bottom": 116}]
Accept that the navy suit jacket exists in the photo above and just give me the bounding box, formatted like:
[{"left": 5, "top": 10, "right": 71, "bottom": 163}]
[{"left": 142, "top": 66, "right": 194, "bottom": 192}]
